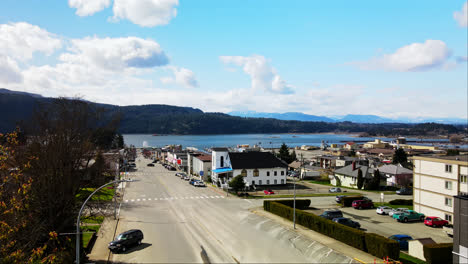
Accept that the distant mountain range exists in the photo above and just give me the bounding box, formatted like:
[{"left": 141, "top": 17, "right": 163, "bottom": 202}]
[{"left": 228, "top": 111, "right": 467, "bottom": 125}]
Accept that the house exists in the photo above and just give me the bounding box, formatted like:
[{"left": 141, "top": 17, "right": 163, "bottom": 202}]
[
  {"left": 453, "top": 194, "right": 468, "bottom": 264},
  {"left": 192, "top": 154, "right": 212, "bottom": 181},
  {"left": 288, "top": 160, "right": 302, "bottom": 171},
  {"left": 319, "top": 155, "right": 338, "bottom": 169},
  {"left": 412, "top": 155, "right": 468, "bottom": 223},
  {"left": 378, "top": 164, "right": 413, "bottom": 187},
  {"left": 300, "top": 164, "right": 321, "bottom": 180},
  {"left": 408, "top": 238, "right": 436, "bottom": 261},
  {"left": 363, "top": 139, "right": 389, "bottom": 149},
  {"left": 211, "top": 148, "right": 287, "bottom": 188},
  {"left": 335, "top": 156, "right": 360, "bottom": 168},
  {"left": 344, "top": 142, "right": 357, "bottom": 150},
  {"left": 331, "top": 162, "right": 385, "bottom": 188}
]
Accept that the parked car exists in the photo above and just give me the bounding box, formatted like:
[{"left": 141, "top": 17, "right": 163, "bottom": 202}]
[
  {"left": 332, "top": 217, "right": 361, "bottom": 228},
  {"left": 352, "top": 199, "right": 374, "bottom": 209},
  {"left": 329, "top": 187, "right": 342, "bottom": 193},
  {"left": 108, "top": 229, "right": 144, "bottom": 253},
  {"left": 319, "top": 210, "right": 343, "bottom": 220},
  {"left": 169, "top": 166, "right": 176, "bottom": 171},
  {"left": 335, "top": 195, "right": 347, "bottom": 203},
  {"left": 189, "top": 179, "right": 200, "bottom": 185},
  {"left": 194, "top": 181, "right": 206, "bottom": 187},
  {"left": 388, "top": 208, "right": 410, "bottom": 217},
  {"left": 264, "top": 189, "right": 275, "bottom": 195},
  {"left": 376, "top": 206, "right": 393, "bottom": 215},
  {"left": 396, "top": 188, "right": 413, "bottom": 195},
  {"left": 388, "top": 234, "right": 413, "bottom": 250},
  {"left": 147, "top": 163, "right": 155, "bottom": 167},
  {"left": 183, "top": 176, "right": 190, "bottom": 181},
  {"left": 424, "top": 216, "right": 449, "bottom": 227},
  {"left": 394, "top": 210, "right": 425, "bottom": 223}
]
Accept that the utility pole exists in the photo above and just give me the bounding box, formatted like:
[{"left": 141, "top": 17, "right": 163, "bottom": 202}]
[{"left": 293, "top": 153, "right": 303, "bottom": 229}]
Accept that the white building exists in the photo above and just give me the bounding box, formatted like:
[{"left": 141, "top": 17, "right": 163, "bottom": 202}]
[
  {"left": 412, "top": 155, "right": 468, "bottom": 223},
  {"left": 211, "top": 148, "right": 287, "bottom": 188},
  {"left": 192, "top": 154, "right": 212, "bottom": 181}
]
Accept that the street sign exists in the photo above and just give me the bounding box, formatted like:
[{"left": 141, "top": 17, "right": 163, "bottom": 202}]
[{"left": 200, "top": 171, "right": 204, "bottom": 176}]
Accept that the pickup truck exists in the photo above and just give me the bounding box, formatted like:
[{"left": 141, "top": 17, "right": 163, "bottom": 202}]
[
  {"left": 395, "top": 210, "right": 425, "bottom": 223},
  {"left": 443, "top": 225, "right": 453, "bottom": 237}
]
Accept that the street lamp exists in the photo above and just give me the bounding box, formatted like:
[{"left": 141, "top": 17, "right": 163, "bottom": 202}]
[
  {"left": 76, "top": 178, "right": 137, "bottom": 264},
  {"left": 293, "top": 154, "right": 303, "bottom": 229}
]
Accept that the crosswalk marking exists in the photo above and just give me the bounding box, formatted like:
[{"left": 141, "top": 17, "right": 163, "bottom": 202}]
[
  {"left": 124, "top": 194, "right": 225, "bottom": 203},
  {"left": 148, "top": 198, "right": 152, "bottom": 201}
]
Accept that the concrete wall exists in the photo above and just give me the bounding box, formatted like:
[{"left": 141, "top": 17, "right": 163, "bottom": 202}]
[{"left": 408, "top": 241, "right": 426, "bottom": 261}]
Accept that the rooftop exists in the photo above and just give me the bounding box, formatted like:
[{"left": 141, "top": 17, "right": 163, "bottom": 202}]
[
  {"left": 195, "top": 154, "right": 212, "bottom": 162},
  {"left": 229, "top": 152, "right": 287, "bottom": 169},
  {"left": 212, "top": 147, "right": 229, "bottom": 151}
]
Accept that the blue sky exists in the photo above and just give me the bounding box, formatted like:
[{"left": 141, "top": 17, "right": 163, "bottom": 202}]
[{"left": 0, "top": 0, "right": 467, "bottom": 119}]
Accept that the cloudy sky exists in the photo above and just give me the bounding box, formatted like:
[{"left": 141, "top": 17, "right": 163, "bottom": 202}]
[{"left": 1, "top": 1, "right": 467, "bottom": 119}]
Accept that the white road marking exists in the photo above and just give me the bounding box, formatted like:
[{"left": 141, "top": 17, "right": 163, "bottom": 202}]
[
  {"left": 243, "top": 199, "right": 252, "bottom": 204},
  {"left": 190, "top": 196, "right": 194, "bottom": 199},
  {"left": 215, "top": 196, "right": 221, "bottom": 198},
  {"left": 137, "top": 199, "right": 140, "bottom": 202},
  {"left": 142, "top": 198, "right": 146, "bottom": 201},
  {"left": 125, "top": 200, "right": 128, "bottom": 203},
  {"left": 148, "top": 198, "right": 152, "bottom": 201},
  {"left": 210, "top": 196, "right": 215, "bottom": 198},
  {"left": 131, "top": 199, "right": 135, "bottom": 202}
]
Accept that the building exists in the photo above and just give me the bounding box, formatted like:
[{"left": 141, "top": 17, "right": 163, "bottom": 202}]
[
  {"left": 412, "top": 155, "right": 468, "bottom": 223},
  {"left": 330, "top": 162, "right": 383, "bottom": 188},
  {"left": 192, "top": 154, "right": 212, "bottom": 181},
  {"left": 453, "top": 194, "right": 468, "bottom": 264},
  {"left": 211, "top": 149, "right": 287, "bottom": 188},
  {"left": 378, "top": 164, "right": 413, "bottom": 187},
  {"left": 363, "top": 139, "right": 389, "bottom": 149},
  {"left": 344, "top": 142, "right": 357, "bottom": 150}
]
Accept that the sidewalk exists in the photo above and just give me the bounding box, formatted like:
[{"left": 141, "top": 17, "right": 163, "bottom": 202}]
[
  {"left": 87, "top": 217, "right": 119, "bottom": 263},
  {"left": 251, "top": 206, "right": 384, "bottom": 264}
]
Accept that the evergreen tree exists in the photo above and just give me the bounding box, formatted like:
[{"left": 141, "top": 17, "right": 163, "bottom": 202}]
[
  {"left": 229, "top": 175, "right": 246, "bottom": 194},
  {"left": 278, "top": 143, "right": 290, "bottom": 162},
  {"left": 291, "top": 149, "right": 297, "bottom": 162},
  {"left": 392, "top": 148, "right": 408, "bottom": 164},
  {"left": 372, "top": 169, "right": 381, "bottom": 190},
  {"left": 356, "top": 169, "right": 364, "bottom": 189}
]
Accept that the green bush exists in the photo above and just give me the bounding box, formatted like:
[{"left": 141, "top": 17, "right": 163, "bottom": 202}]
[
  {"left": 389, "top": 199, "right": 413, "bottom": 205},
  {"left": 263, "top": 199, "right": 311, "bottom": 211},
  {"left": 341, "top": 196, "right": 364, "bottom": 207},
  {"left": 365, "top": 233, "right": 400, "bottom": 260},
  {"left": 423, "top": 243, "right": 453, "bottom": 264}
]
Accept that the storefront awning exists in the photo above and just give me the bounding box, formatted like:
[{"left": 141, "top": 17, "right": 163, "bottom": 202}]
[{"left": 213, "top": 167, "right": 232, "bottom": 173}]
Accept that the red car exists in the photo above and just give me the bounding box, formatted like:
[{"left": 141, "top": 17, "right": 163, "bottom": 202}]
[
  {"left": 352, "top": 199, "right": 374, "bottom": 209},
  {"left": 424, "top": 217, "right": 449, "bottom": 227},
  {"left": 264, "top": 189, "right": 275, "bottom": 195}
]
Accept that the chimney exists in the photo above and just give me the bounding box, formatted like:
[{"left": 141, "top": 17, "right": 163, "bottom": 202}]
[{"left": 352, "top": 161, "right": 356, "bottom": 170}]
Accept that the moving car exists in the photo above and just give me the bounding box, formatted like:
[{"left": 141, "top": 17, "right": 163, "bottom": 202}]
[
  {"left": 108, "top": 229, "right": 144, "bottom": 253},
  {"left": 388, "top": 234, "right": 413, "bottom": 250},
  {"left": 376, "top": 206, "right": 393, "bottom": 215},
  {"left": 329, "top": 187, "right": 342, "bottom": 193},
  {"left": 147, "top": 163, "right": 155, "bottom": 167},
  {"left": 394, "top": 210, "right": 425, "bottom": 223},
  {"left": 424, "top": 216, "right": 449, "bottom": 227},
  {"left": 264, "top": 189, "right": 275, "bottom": 195},
  {"left": 352, "top": 199, "right": 374, "bottom": 209},
  {"left": 396, "top": 188, "right": 413, "bottom": 195},
  {"left": 319, "top": 210, "right": 343, "bottom": 220},
  {"left": 332, "top": 217, "right": 360, "bottom": 228},
  {"left": 388, "top": 208, "right": 410, "bottom": 217}
]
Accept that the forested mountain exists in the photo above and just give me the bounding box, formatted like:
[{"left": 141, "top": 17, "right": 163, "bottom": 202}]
[{"left": 0, "top": 89, "right": 464, "bottom": 136}]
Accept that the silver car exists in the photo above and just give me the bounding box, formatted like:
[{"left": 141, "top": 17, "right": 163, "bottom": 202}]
[
  {"left": 388, "top": 208, "right": 410, "bottom": 217},
  {"left": 329, "top": 187, "right": 342, "bottom": 193},
  {"left": 376, "top": 206, "right": 392, "bottom": 215}
]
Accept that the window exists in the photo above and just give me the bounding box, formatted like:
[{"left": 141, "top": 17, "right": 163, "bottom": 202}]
[
  {"left": 445, "top": 181, "right": 453, "bottom": 190},
  {"left": 267, "top": 180, "right": 270, "bottom": 185},
  {"left": 445, "top": 214, "right": 452, "bottom": 222},
  {"left": 445, "top": 197, "right": 452, "bottom": 207},
  {"left": 253, "top": 169, "right": 259, "bottom": 177},
  {"left": 252, "top": 180, "right": 255, "bottom": 186},
  {"left": 445, "top": 164, "right": 452, "bottom": 173},
  {"left": 241, "top": 169, "right": 247, "bottom": 177},
  {"left": 274, "top": 171, "right": 277, "bottom": 176},
  {"left": 281, "top": 179, "right": 284, "bottom": 184},
  {"left": 461, "top": 174, "right": 468, "bottom": 183},
  {"left": 281, "top": 170, "right": 284, "bottom": 176},
  {"left": 259, "top": 180, "right": 262, "bottom": 185},
  {"left": 274, "top": 179, "right": 277, "bottom": 184},
  {"left": 220, "top": 156, "right": 224, "bottom": 167},
  {"left": 267, "top": 171, "right": 270, "bottom": 176}
]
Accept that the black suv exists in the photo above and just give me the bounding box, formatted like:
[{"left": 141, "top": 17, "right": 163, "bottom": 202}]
[
  {"left": 108, "top": 229, "right": 144, "bottom": 253},
  {"left": 319, "top": 210, "right": 343, "bottom": 220}
]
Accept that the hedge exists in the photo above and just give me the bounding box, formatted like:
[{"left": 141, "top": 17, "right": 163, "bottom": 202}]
[
  {"left": 389, "top": 199, "right": 413, "bottom": 205},
  {"left": 264, "top": 199, "right": 311, "bottom": 211},
  {"left": 365, "top": 233, "right": 400, "bottom": 260},
  {"left": 341, "top": 196, "right": 364, "bottom": 207},
  {"left": 423, "top": 243, "right": 453, "bottom": 264},
  {"left": 264, "top": 200, "right": 367, "bottom": 251}
]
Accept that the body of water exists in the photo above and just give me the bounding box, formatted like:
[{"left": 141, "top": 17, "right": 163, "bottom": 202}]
[{"left": 123, "top": 133, "right": 456, "bottom": 150}]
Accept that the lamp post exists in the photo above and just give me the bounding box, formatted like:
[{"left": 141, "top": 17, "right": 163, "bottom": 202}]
[
  {"left": 76, "top": 178, "right": 136, "bottom": 264},
  {"left": 293, "top": 153, "right": 303, "bottom": 229}
]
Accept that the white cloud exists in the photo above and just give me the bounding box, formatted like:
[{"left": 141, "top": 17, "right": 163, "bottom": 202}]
[
  {"left": 454, "top": 1, "right": 468, "bottom": 27},
  {"left": 0, "top": 22, "right": 62, "bottom": 61},
  {"left": 220, "top": 55, "right": 294, "bottom": 94},
  {"left": 352, "top": 40, "right": 452, "bottom": 71},
  {"left": 160, "top": 66, "right": 198, "bottom": 88},
  {"left": 0, "top": 55, "right": 23, "bottom": 83},
  {"left": 61, "top": 36, "right": 169, "bottom": 72},
  {"left": 112, "top": 0, "right": 178, "bottom": 27},
  {"left": 69, "top": 0, "right": 111, "bottom": 16}
]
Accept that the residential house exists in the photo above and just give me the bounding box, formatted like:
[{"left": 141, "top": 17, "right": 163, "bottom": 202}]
[
  {"left": 211, "top": 149, "right": 287, "bottom": 188},
  {"left": 319, "top": 155, "right": 338, "bottom": 169},
  {"left": 300, "top": 164, "right": 321, "bottom": 180},
  {"left": 453, "top": 194, "right": 468, "bottom": 264},
  {"left": 335, "top": 156, "right": 360, "bottom": 168},
  {"left": 192, "top": 154, "right": 212, "bottom": 181},
  {"left": 412, "top": 155, "right": 468, "bottom": 223},
  {"left": 378, "top": 164, "right": 413, "bottom": 187},
  {"left": 331, "top": 162, "right": 384, "bottom": 188},
  {"left": 344, "top": 142, "right": 357, "bottom": 150}
]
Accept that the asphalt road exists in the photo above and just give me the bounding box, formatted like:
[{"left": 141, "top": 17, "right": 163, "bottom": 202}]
[{"left": 110, "top": 156, "right": 352, "bottom": 263}]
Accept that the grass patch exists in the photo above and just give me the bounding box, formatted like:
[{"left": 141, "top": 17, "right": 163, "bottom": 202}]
[
  {"left": 374, "top": 202, "right": 413, "bottom": 210},
  {"left": 76, "top": 187, "right": 116, "bottom": 202},
  {"left": 249, "top": 192, "right": 361, "bottom": 199},
  {"left": 399, "top": 252, "right": 426, "bottom": 264},
  {"left": 308, "top": 180, "right": 332, "bottom": 186},
  {"left": 306, "top": 181, "right": 396, "bottom": 194},
  {"left": 81, "top": 225, "right": 100, "bottom": 248},
  {"left": 81, "top": 216, "right": 104, "bottom": 224}
]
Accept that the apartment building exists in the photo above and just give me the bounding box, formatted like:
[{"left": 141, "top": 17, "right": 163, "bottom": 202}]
[{"left": 412, "top": 155, "right": 468, "bottom": 223}]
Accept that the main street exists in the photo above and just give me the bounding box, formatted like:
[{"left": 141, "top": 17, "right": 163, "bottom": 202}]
[{"left": 110, "top": 156, "right": 353, "bottom": 263}]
